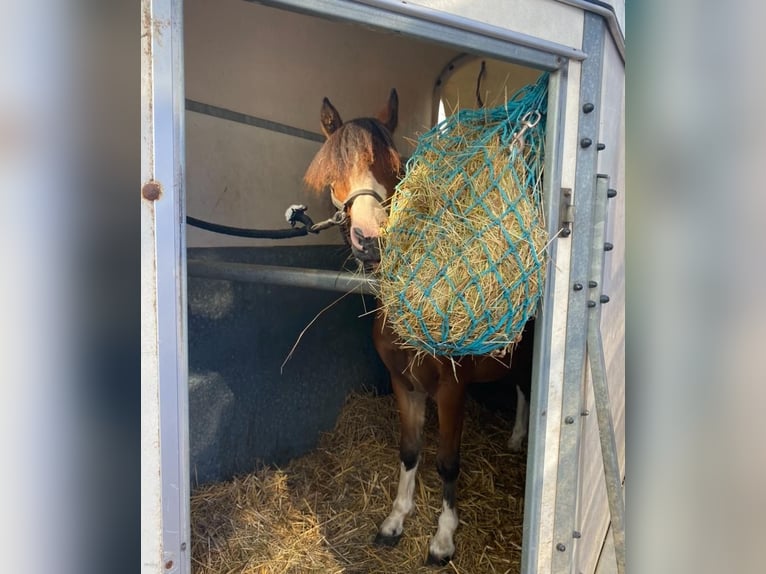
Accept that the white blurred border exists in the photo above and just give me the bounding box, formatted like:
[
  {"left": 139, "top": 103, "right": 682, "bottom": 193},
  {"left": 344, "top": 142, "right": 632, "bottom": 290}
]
[
  {"left": 0, "top": 1, "right": 81, "bottom": 573},
  {"left": 0, "top": 1, "right": 139, "bottom": 573},
  {"left": 631, "top": 1, "right": 766, "bottom": 573}
]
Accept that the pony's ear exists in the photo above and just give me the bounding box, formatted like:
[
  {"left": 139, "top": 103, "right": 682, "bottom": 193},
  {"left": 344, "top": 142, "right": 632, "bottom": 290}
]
[
  {"left": 320, "top": 97, "right": 343, "bottom": 138},
  {"left": 378, "top": 89, "right": 398, "bottom": 134}
]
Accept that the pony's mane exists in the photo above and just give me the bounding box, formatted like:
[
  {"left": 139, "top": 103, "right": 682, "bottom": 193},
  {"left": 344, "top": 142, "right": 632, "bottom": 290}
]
[{"left": 304, "top": 118, "right": 401, "bottom": 191}]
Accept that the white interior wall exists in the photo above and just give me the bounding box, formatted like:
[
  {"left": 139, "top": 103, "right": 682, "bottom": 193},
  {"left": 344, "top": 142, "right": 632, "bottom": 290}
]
[
  {"left": 184, "top": 0, "right": 462, "bottom": 247},
  {"left": 437, "top": 57, "right": 544, "bottom": 114}
]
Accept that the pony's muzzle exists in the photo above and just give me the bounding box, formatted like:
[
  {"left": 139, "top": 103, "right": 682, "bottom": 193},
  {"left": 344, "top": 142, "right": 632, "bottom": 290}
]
[{"left": 351, "top": 227, "right": 382, "bottom": 265}]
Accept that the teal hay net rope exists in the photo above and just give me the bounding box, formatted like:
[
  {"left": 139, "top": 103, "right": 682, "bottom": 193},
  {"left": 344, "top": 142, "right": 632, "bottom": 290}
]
[{"left": 378, "top": 73, "right": 549, "bottom": 356}]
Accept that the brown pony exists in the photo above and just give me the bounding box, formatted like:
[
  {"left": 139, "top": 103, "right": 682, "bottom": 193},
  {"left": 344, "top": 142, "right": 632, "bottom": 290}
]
[{"left": 304, "top": 90, "right": 532, "bottom": 565}]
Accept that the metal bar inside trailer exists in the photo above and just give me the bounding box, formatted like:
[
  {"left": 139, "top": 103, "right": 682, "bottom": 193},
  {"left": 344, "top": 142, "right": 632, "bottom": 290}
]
[{"left": 187, "top": 259, "right": 379, "bottom": 295}]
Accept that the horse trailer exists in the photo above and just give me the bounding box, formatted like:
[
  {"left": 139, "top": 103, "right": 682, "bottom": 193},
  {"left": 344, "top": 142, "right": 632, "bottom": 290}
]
[{"left": 142, "top": 1, "right": 625, "bottom": 572}]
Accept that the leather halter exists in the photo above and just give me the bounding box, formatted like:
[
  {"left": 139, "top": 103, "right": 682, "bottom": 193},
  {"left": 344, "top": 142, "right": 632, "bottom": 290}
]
[{"left": 330, "top": 187, "right": 387, "bottom": 212}]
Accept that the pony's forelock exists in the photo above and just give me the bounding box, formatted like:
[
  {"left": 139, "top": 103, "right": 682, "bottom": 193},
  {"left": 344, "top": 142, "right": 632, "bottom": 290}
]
[{"left": 304, "top": 118, "right": 399, "bottom": 192}]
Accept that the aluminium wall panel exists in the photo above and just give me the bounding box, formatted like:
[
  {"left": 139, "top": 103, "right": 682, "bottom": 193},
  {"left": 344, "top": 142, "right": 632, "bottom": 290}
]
[{"left": 574, "top": 28, "right": 626, "bottom": 574}]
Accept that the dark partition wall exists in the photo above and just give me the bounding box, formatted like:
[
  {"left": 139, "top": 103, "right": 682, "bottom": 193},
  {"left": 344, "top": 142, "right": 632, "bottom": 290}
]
[{"left": 187, "top": 246, "right": 389, "bottom": 484}]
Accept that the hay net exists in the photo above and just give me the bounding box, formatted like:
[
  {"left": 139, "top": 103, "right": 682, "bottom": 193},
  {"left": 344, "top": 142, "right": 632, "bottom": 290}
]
[{"left": 378, "top": 73, "right": 549, "bottom": 356}]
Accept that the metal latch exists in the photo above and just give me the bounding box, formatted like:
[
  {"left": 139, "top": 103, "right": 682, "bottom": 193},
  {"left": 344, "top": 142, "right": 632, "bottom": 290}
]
[{"left": 560, "top": 187, "right": 574, "bottom": 237}]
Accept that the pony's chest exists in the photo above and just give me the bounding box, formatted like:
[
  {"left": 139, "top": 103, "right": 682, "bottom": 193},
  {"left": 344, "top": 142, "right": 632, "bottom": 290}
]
[{"left": 399, "top": 354, "right": 444, "bottom": 394}]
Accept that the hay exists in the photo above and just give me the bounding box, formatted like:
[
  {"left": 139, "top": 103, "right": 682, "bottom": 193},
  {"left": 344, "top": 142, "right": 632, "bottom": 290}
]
[
  {"left": 377, "top": 75, "right": 548, "bottom": 357},
  {"left": 191, "top": 392, "right": 526, "bottom": 573}
]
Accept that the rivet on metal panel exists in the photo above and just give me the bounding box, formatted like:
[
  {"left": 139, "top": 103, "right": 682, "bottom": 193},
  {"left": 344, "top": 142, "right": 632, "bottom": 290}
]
[
  {"left": 581, "top": 409, "right": 590, "bottom": 416},
  {"left": 587, "top": 301, "right": 597, "bottom": 308},
  {"left": 580, "top": 137, "right": 593, "bottom": 148},
  {"left": 583, "top": 103, "right": 595, "bottom": 113},
  {"left": 573, "top": 531, "right": 582, "bottom": 539},
  {"left": 180, "top": 542, "right": 187, "bottom": 551},
  {"left": 573, "top": 283, "right": 583, "bottom": 291},
  {"left": 607, "top": 188, "right": 618, "bottom": 198},
  {"left": 164, "top": 560, "right": 173, "bottom": 569},
  {"left": 588, "top": 280, "right": 598, "bottom": 288},
  {"left": 565, "top": 416, "right": 575, "bottom": 424},
  {"left": 604, "top": 242, "right": 614, "bottom": 251},
  {"left": 597, "top": 143, "right": 606, "bottom": 150},
  {"left": 142, "top": 180, "right": 162, "bottom": 201},
  {"left": 600, "top": 294, "right": 610, "bottom": 304},
  {"left": 556, "top": 543, "right": 567, "bottom": 552}
]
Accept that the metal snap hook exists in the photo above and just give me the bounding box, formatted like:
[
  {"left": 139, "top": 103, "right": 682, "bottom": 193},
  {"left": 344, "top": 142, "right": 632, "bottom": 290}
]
[{"left": 520, "top": 110, "right": 541, "bottom": 129}]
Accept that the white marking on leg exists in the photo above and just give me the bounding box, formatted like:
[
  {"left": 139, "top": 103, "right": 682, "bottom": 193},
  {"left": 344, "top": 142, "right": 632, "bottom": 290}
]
[
  {"left": 508, "top": 384, "right": 529, "bottom": 452},
  {"left": 429, "top": 500, "right": 458, "bottom": 560},
  {"left": 379, "top": 462, "right": 418, "bottom": 537}
]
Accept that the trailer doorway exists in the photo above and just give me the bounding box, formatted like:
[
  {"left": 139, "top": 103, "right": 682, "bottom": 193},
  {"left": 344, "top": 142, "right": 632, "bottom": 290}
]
[{"left": 143, "top": 1, "right": 625, "bottom": 573}]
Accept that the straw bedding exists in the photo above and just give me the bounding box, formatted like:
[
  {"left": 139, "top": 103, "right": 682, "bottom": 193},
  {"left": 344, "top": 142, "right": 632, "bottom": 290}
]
[{"left": 191, "top": 392, "right": 526, "bottom": 573}]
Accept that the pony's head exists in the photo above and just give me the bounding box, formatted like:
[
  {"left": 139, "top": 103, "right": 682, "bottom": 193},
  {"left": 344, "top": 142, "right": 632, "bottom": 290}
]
[{"left": 304, "top": 90, "right": 401, "bottom": 266}]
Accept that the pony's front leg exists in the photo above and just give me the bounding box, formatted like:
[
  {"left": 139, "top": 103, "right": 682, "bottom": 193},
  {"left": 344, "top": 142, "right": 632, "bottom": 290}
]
[
  {"left": 375, "top": 379, "right": 426, "bottom": 546},
  {"left": 427, "top": 382, "right": 467, "bottom": 565}
]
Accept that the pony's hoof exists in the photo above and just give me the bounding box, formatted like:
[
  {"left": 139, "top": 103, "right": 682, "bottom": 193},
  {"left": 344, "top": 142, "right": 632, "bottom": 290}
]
[
  {"left": 426, "top": 552, "right": 453, "bottom": 567},
  {"left": 508, "top": 437, "right": 526, "bottom": 453},
  {"left": 373, "top": 531, "right": 402, "bottom": 547}
]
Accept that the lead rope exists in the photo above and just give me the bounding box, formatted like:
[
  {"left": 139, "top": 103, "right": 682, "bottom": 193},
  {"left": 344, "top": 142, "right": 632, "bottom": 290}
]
[
  {"left": 185, "top": 203, "right": 348, "bottom": 239},
  {"left": 187, "top": 186, "right": 385, "bottom": 239}
]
